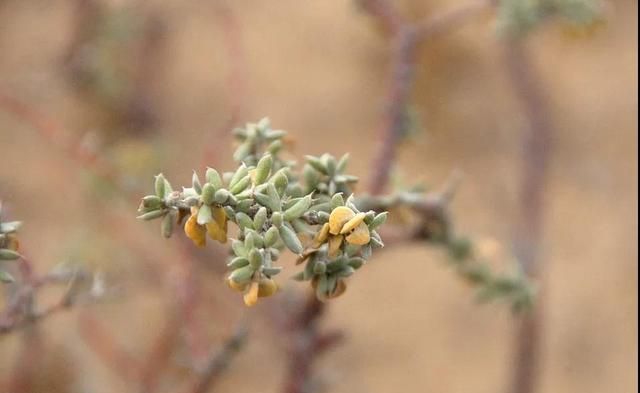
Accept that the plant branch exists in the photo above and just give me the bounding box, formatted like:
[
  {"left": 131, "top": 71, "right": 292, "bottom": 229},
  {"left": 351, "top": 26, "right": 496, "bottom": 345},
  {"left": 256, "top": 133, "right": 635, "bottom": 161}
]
[
  {"left": 503, "top": 35, "right": 552, "bottom": 393},
  {"left": 282, "top": 294, "right": 344, "bottom": 393},
  {"left": 201, "top": 3, "right": 247, "bottom": 168},
  {"left": 186, "top": 324, "right": 249, "bottom": 393},
  {"left": 365, "top": 0, "right": 493, "bottom": 195},
  {"left": 0, "top": 258, "right": 92, "bottom": 335}
]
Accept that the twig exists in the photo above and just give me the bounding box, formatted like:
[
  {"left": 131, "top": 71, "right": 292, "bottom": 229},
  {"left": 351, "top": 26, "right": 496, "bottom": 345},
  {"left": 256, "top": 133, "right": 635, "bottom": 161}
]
[
  {"left": 186, "top": 324, "right": 249, "bottom": 393},
  {"left": 0, "top": 93, "right": 236, "bottom": 388},
  {"left": 125, "top": 11, "right": 167, "bottom": 133},
  {"left": 138, "top": 313, "right": 182, "bottom": 393},
  {"left": 502, "top": 36, "right": 552, "bottom": 393},
  {"left": 0, "top": 257, "right": 88, "bottom": 335},
  {"left": 201, "top": 3, "right": 247, "bottom": 168},
  {"left": 281, "top": 3, "right": 493, "bottom": 391},
  {"left": 282, "top": 294, "right": 344, "bottom": 393},
  {"left": 0, "top": 93, "right": 125, "bottom": 194},
  {"left": 78, "top": 310, "right": 141, "bottom": 382},
  {"left": 357, "top": 0, "right": 403, "bottom": 35},
  {"left": 6, "top": 327, "right": 43, "bottom": 393},
  {"left": 365, "top": 0, "right": 492, "bottom": 195}
]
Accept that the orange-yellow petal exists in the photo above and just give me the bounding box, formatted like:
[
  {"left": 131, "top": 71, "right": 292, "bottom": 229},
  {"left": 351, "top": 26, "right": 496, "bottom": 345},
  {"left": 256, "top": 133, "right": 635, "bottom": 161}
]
[
  {"left": 345, "top": 222, "right": 370, "bottom": 245},
  {"left": 329, "top": 206, "right": 355, "bottom": 235},
  {"left": 6, "top": 234, "right": 19, "bottom": 251},
  {"left": 226, "top": 277, "right": 248, "bottom": 292},
  {"left": 184, "top": 214, "right": 206, "bottom": 247},
  {"left": 214, "top": 207, "right": 228, "bottom": 229},
  {"left": 243, "top": 281, "right": 259, "bottom": 306},
  {"left": 328, "top": 235, "right": 343, "bottom": 258},
  {"left": 340, "top": 212, "right": 366, "bottom": 234},
  {"left": 206, "top": 207, "right": 228, "bottom": 243},
  {"left": 258, "top": 278, "right": 278, "bottom": 298},
  {"left": 313, "top": 223, "right": 330, "bottom": 248}
]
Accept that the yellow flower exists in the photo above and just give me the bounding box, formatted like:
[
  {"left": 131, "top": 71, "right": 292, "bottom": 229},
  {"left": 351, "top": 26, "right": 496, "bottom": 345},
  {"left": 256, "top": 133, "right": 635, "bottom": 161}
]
[
  {"left": 5, "top": 234, "right": 19, "bottom": 251},
  {"left": 184, "top": 212, "right": 206, "bottom": 247},
  {"left": 184, "top": 206, "right": 228, "bottom": 247},
  {"left": 206, "top": 206, "right": 228, "bottom": 243},
  {"left": 243, "top": 281, "right": 260, "bottom": 307},
  {"left": 312, "top": 206, "right": 370, "bottom": 257},
  {"left": 227, "top": 276, "right": 278, "bottom": 307}
]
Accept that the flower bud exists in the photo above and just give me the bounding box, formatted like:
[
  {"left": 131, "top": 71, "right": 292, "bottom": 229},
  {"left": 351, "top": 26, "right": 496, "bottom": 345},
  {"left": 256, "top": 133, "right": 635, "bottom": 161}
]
[
  {"left": 229, "top": 164, "right": 249, "bottom": 189},
  {"left": 206, "top": 167, "right": 224, "bottom": 189},
  {"left": 137, "top": 210, "right": 166, "bottom": 221},
  {"left": 161, "top": 209, "right": 177, "bottom": 238},
  {"left": 229, "top": 265, "right": 254, "bottom": 285},
  {"left": 331, "top": 193, "right": 344, "bottom": 209},
  {"left": 278, "top": 224, "right": 303, "bottom": 254},
  {"left": 141, "top": 195, "right": 163, "bottom": 210},
  {"left": 214, "top": 189, "right": 230, "bottom": 204},
  {"left": 253, "top": 207, "right": 268, "bottom": 231},
  {"left": 254, "top": 192, "right": 281, "bottom": 213},
  {"left": 271, "top": 212, "right": 283, "bottom": 228},
  {"left": 264, "top": 226, "right": 280, "bottom": 247},
  {"left": 227, "top": 257, "right": 250, "bottom": 269},
  {"left": 0, "top": 249, "right": 20, "bottom": 260},
  {"left": 201, "top": 183, "right": 216, "bottom": 205},
  {"left": 248, "top": 249, "right": 264, "bottom": 269},
  {"left": 254, "top": 154, "right": 273, "bottom": 185},
  {"left": 283, "top": 194, "right": 312, "bottom": 221},
  {"left": 369, "top": 212, "right": 388, "bottom": 231},
  {"left": 192, "top": 171, "right": 202, "bottom": 193},
  {"left": 305, "top": 155, "right": 327, "bottom": 175},
  {"left": 230, "top": 176, "right": 251, "bottom": 195},
  {"left": 235, "top": 212, "right": 254, "bottom": 231}
]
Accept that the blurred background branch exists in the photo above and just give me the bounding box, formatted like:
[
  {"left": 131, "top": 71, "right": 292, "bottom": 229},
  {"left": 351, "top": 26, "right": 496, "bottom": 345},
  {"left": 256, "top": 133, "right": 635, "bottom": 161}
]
[{"left": 0, "top": 0, "right": 635, "bottom": 393}]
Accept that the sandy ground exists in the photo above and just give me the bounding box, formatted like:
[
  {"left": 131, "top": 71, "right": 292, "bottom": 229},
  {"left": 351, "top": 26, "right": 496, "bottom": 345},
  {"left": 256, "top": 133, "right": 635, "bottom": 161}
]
[{"left": 0, "top": 0, "right": 637, "bottom": 392}]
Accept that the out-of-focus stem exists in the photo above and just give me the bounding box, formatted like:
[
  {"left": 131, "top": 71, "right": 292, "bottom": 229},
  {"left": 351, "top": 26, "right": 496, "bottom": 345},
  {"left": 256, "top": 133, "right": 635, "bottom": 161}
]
[
  {"left": 367, "top": 0, "right": 492, "bottom": 195},
  {"left": 503, "top": 35, "right": 552, "bottom": 393}
]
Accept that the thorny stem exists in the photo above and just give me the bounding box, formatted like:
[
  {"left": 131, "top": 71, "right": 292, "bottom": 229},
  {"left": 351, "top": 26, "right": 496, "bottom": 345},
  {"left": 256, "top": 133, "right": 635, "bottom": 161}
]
[
  {"left": 503, "top": 36, "right": 552, "bottom": 393},
  {"left": 283, "top": 295, "right": 344, "bottom": 393},
  {"left": 282, "top": 2, "right": 495, "bottom": 392},
  {"left": 367, "top": 0, "right": 493, "bottom": 195},
  {"left": 78, "top": 311, "right": 141, "bottom": 382},
  {"left": 0, "top": 90, "right": 212, "bottom": 348},
  {"left": 138, "top": 314, "right": 182, "bottom": 393},
  {"left": 0, "top": 93, "right": 129, "bottom": 196},
  {"left": 201, "top": 4, "right": 247, "bottom": 168},
  {"left": 186, "top": 324, "right": 249, "bottom": 393},
  {"left": 2, "top": 46, "right": 250, "bottom": 389},
  {"left": 369, "top": 25, "right": 420, "bottom": 195},
  {"left": 0, "top": 258, "right": 89, "bottom": 335}
]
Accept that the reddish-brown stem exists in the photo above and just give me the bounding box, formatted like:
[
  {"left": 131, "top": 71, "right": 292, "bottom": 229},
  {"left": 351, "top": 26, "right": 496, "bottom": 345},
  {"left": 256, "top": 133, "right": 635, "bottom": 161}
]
[
  {"left": 6, "top": 328, "right": 43, "bottom": 393},
  {"left": 0, "top": 255, "right": 81, "bottom": 335},
  {"left": 369, "top": 25, "right": 420, "bottom": 195},
  {"left": 367, "top": 0, "right": 492, "bottom": 195},
  {"left": 283, "top": 295, "right": 343, "bottom": 393},
  {"left": 282, "top": 2, "right": 493, "bottom": 391},
  {"left": 186, "top": 324, "right": 248, "bottom": 393},
  {"left": 78, "top": 311, "right": 141, "bottom": 382},
  {"left": 138, "top": 314, "right": 181, "bottom": 393},
  {"left": 0, "top": 93, "right": 124, "bottom": 193},
  {"left": 503, "top": 36, "right": 552, "bottom": 393},
  {"left": 125, "top": 12, "right": 167, "bottom": 133},
  {"left": 0, "top": 93, "right": 212, "bottom": 365},
  {"left": 357, "top": 0, "right": 404, "bottom": 35},
  {"left": 201, "top": 4, "right": 247, "bottom": 168}
]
